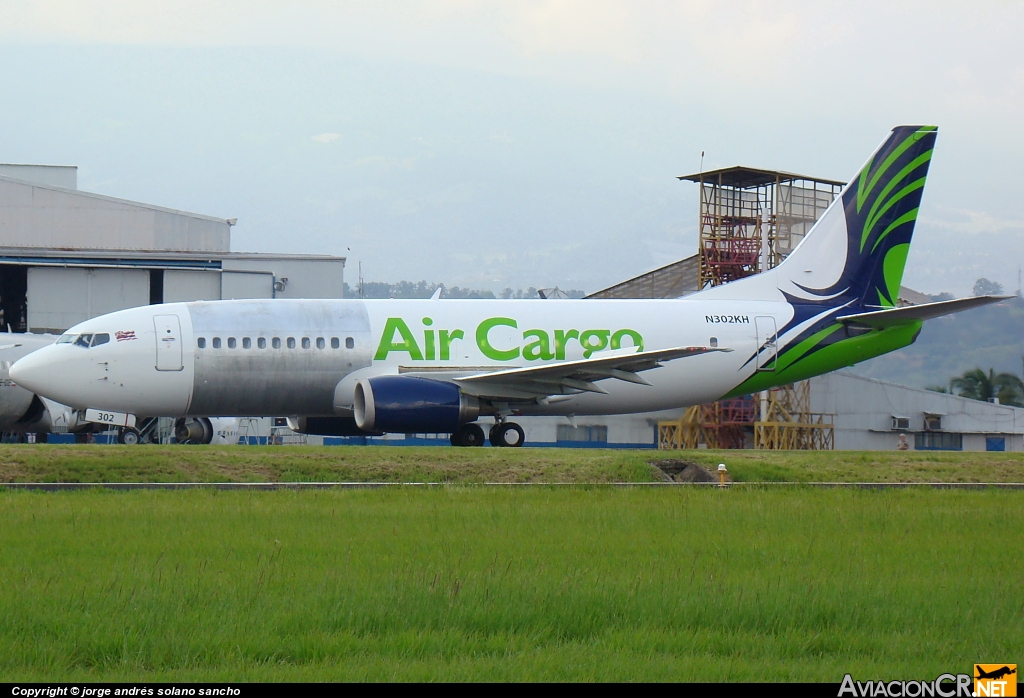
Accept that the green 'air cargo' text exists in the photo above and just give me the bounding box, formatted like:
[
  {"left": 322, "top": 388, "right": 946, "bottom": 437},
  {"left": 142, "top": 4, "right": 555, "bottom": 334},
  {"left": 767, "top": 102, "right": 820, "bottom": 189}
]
[{"left": 374, "top": 317, "right": 644, "bottom": 362}]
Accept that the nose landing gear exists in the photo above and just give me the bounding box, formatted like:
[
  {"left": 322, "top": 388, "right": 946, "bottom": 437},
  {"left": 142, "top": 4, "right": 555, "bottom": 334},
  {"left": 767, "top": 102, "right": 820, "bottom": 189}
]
[{"left": 117, "top": 427, "right": 141, "bottom": 445}]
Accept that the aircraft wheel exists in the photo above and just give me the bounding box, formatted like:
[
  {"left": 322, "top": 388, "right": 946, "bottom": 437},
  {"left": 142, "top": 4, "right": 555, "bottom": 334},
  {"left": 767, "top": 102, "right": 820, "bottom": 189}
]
[
  {"left": 450, "top": 423, "right": 485, "bottom": 447},
  {"left": 490, "top": 422, "right": 525, "bottom": 448},
  {"left": 118, "top": 427, "right": 141, "bottom": 445}
]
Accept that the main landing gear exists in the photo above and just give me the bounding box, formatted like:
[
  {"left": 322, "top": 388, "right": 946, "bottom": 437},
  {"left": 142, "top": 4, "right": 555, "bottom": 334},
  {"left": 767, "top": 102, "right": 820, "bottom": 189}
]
[
  {"left": 449, "top": 420, "right": 525, "bottom": 447},
  {"left": 489, "top": 421, "right": 524, "bottom": 448},
  {"left": 450, "top": 423, "right": 485, "bottom": 447}
]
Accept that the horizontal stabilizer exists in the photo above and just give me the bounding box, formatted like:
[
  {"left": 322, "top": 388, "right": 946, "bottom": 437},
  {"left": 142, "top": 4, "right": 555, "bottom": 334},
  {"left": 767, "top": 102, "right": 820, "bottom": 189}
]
[{"left": 836, "top": 295, "right": 1011, "bottom": 328}]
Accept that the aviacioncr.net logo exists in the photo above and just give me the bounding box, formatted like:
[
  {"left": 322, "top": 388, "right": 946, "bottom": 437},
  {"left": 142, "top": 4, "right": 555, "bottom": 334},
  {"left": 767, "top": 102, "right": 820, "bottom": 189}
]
[{"left": 839, "top": 674, "right": 974, "bottom": 697}]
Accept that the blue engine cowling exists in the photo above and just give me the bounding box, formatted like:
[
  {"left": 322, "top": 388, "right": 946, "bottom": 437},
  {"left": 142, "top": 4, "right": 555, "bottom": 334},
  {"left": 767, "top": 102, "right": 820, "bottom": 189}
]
[{"left": 353, "top": 376, "right": 480, "bottom": 433}]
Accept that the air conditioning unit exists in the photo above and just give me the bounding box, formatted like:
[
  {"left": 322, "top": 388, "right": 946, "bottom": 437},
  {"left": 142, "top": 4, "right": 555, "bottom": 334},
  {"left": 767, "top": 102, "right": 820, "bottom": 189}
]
[
  {"left": 923, "top": 414, "right": 942, "bottom": 431},
  {"left": 891, "top": 416, "right": 910, "bottom": 431}
]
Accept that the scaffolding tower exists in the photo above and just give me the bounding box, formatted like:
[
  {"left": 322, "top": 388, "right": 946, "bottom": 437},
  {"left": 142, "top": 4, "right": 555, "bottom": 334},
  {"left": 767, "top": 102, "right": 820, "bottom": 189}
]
[
  {"left": 752, "top": 382, "right": 834, "bottom": 450},
  {"left": 658, "top": 397, "right": 757, "bottom": 450},
  {"left": 676, "top": 167, "right": 844, "bottom": 290},
  {"left": 657, "top": 166, "right": 843, "bottom": 450}
]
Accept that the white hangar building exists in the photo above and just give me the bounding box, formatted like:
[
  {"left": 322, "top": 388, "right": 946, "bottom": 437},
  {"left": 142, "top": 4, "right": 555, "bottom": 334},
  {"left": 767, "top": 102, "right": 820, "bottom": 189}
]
[
  {"left": 810, "top": 371, "right": 1024, "bottom": 452},
  {"left": 0, "top": 164, "right": 345, "bottom": 334}
]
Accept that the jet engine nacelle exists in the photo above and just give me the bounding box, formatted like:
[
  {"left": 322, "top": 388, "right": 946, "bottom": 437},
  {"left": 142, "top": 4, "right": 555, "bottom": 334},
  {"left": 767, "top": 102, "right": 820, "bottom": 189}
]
[
  {"left": 353, "top": 376, "right": 480, "bottom": 433},
  {"left": 175, "top": 417, "right": 214, "bottom": 444}
]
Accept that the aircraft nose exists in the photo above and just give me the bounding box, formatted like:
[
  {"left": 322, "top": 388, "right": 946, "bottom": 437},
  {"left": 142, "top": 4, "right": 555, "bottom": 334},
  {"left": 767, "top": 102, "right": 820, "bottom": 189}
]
[{"left": 10, "top": 347, "right": 59, "bottom": 396}]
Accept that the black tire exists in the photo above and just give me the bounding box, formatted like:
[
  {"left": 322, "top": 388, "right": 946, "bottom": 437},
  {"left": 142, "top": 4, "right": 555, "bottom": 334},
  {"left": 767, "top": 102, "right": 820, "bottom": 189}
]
[
  {"left": 451, "top": 423, "right": 485, "bottom": 447},
  {"left": 490, "top": 422, "right": 525, "bottom": 448},
  {"left": 118, "top": 427, "right": 141, "bottom": 445}
]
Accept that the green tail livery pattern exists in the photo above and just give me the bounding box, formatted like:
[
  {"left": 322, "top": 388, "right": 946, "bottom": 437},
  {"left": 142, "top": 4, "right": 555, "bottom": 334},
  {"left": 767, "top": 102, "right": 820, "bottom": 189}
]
[{"left": 726, "top": 125, "right": 937, "bottom": 397}]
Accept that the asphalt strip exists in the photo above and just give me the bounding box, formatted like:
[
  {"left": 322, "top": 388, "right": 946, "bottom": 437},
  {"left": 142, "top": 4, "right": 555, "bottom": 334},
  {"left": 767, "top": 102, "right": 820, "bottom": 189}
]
[{"left": 0, "top": 482, "right": 1023, "bottom": 491}]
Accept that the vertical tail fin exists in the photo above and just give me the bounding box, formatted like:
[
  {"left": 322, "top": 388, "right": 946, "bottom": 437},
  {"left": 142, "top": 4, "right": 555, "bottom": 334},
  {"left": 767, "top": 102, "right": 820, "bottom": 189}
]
[{"left": 776, "top": 125, "right": 937, "bottom": 307}]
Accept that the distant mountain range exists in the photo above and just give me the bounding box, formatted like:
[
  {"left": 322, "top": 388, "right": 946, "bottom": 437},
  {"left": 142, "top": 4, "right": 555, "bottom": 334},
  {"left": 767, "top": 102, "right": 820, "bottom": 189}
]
[{"left": 849, "top": 295, "right": 1024, "bottom": 389}]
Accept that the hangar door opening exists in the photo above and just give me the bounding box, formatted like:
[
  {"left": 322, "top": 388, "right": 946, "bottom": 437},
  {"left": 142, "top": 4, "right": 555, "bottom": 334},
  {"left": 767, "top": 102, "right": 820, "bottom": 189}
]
[
  {"left": 0, "top": 265, "right": 27, "bottom": 332},
  {"left": 154, "top": 314, "right": 183, "bottom": 371}
]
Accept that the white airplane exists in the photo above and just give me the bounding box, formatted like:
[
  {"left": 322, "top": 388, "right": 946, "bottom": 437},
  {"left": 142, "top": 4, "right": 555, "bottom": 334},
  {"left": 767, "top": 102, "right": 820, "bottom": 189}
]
[{"left": 10, "top": 126, "right": 1006, "bottom": 446}]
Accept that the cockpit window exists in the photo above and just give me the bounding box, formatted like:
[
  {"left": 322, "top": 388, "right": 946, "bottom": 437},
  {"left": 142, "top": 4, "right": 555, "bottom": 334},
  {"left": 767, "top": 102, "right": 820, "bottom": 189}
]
[
  {"left": 91, "top": 333, "right": 110, "bottom": 347},
  {"left": 74, "top": 334, "right": 93, "bottom": 348},
  {"left": 57, "top": 334, "right": 75, "bottom": 344}
]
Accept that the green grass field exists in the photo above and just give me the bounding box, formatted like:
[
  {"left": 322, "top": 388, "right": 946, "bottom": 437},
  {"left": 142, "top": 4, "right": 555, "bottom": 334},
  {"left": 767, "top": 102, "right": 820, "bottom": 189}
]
[
  {"left": 0, "top": 486, "right": 1020, "bottom": 681},
  {"left": 0, "top": 444, "right": 1023, "bottom": 483}
]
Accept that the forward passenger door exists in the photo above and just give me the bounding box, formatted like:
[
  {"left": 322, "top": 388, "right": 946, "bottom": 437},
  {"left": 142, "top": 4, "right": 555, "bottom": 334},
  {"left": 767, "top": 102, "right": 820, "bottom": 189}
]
[{"left": 154, "top": 314, "right": 183, "bottom": 371}]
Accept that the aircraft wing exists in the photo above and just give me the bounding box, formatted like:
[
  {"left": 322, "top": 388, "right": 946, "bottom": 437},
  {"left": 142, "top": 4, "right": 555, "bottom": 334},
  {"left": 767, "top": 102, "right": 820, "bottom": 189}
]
[
  {"left": 453, "top": 346, "right": 730, "bottom": 399},
  {"left": 836, "top": 295, "right": 1011, "bottom": 329}
]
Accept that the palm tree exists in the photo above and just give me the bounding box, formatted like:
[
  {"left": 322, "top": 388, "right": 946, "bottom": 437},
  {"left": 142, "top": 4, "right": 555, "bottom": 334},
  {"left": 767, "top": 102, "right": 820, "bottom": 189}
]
[{"left": 950, "top": 368, "right": 1024, "bottom": 406}]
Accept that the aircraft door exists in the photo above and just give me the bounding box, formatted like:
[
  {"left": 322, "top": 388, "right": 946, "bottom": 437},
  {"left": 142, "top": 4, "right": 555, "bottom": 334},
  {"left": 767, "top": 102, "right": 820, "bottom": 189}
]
[
  {"left": 154, "top": 314, "right": 184, "bottom": 371},
  {"left": 754, "top": 316, "right": 778, "bottom": 372}
]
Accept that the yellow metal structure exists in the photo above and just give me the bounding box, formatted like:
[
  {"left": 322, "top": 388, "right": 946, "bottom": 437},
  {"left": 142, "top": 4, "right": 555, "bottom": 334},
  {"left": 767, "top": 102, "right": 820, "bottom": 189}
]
[{"left": 753, "top": 382, "right": 834, "bottom": 450}]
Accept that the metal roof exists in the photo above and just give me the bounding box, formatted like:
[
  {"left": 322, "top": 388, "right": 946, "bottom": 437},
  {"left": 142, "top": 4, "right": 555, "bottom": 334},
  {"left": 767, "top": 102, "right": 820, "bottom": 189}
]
[
  {"left": 677, "top": 166, "right": 846, "bottom": 189},
  {"left": 586, "top": 255, "right": 700, "bottom": 299},
  {"left": 0, "top": 247, "right": 345, "bottom": 270}
]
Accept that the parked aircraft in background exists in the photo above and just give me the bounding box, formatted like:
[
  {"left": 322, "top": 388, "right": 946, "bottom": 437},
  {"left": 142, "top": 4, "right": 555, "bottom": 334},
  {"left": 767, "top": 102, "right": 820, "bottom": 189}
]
[
  {"left": 11, "top": 126, "right": 1008, "bottom": 446},
  {"left": 0, "top": 332, "right": 76, "bottom": 436}
]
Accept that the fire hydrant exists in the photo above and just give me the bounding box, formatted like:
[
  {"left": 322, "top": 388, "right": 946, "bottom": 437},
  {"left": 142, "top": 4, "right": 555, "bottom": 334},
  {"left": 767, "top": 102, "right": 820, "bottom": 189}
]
[{"left": 717, "top": 463, "right": 728, "bottom": 488}]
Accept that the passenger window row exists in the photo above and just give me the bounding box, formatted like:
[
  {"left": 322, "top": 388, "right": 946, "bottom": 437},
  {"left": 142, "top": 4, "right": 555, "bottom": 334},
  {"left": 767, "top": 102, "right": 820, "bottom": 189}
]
[{"left": 197, "top": 336, "right": 355, "bottom": 350}]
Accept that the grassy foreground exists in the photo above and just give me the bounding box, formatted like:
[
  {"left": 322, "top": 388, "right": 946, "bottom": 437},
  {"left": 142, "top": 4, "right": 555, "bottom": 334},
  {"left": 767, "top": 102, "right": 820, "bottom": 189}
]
[
  {"left": 0, "top": 444, "right": 1023, "bottom": 483},
  {"left": 0, "top": 487, "right": 1020, "bottom": 681}
]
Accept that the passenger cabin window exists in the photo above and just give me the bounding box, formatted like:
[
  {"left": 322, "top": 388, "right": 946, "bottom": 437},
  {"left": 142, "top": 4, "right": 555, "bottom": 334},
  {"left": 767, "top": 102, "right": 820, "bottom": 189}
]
[
  {"left": 74, "top": 334, "right": 93, "bottom": 348},
  {"left": 272, "top": 337, "right": 281, "bottom": 349},
  {"left": 301, "top": 337, "right": 310, "bottom": 349},
  {"left": 345, "top": 337, "right": 355, "bottom": 349},
  {"left": 227, "top": 337, "right": 237, "bottom": 349},
  {"left": 316, "top": 337, "right": 325, "bottom": 349},
  {"left": 287, "top": 337, "right": 296, "bottom": 349},
  {"left": 197, "top": 337, "right": 206, "bottom": 349},
  {"left": 258, "top": 337, "right": 266, "bottom": 349},
  {"left": 242, "top": 337, "right": 251, "bottom": 349},
  {"left": 91, "top": 333, "right": 110, "bottom": 347},
  {"left": 331, "top": 337, "right": 340, "bottom": 349},
  {"left": 212, "top": 337, "right": 221, "bottom": 349}
]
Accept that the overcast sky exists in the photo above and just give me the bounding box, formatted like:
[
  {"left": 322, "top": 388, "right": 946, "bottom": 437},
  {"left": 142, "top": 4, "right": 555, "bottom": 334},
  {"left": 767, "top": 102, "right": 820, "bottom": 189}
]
[{"left": 1, "top": 1, "right": 1022, "bottom": 296}]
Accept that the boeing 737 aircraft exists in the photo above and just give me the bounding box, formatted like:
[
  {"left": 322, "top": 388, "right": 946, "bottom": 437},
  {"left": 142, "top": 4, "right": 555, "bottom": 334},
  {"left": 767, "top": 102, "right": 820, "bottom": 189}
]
[{"left": 10, "top": 126, "right": 1007, "bottom": 446}]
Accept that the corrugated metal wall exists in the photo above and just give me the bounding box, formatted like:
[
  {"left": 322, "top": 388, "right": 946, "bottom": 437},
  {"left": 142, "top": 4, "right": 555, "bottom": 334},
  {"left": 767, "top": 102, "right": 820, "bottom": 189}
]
[
  {"left": 222, "top": 258, "right": 345, "bottom": 299},
  {"left": 27, "top": 267, "right": 149, "bottom": 333},
  {"left": 163, "top": 270, "right": 222, "bottom": 303}
]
